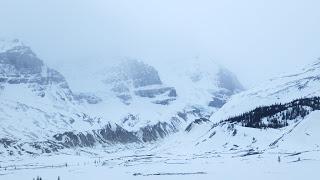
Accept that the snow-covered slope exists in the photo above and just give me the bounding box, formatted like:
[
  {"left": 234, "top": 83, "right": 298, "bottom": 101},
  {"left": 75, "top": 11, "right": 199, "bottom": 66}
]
[
  {"left": 275, "top": 110, "right": 320, "bottom": 151},
  {"left": 193, "top": 109, "right": 320, "bottom": 153},
  {"left": 210, "top": 60, "right": 320, "bottom": 122},
  {"left": 158, "top": 101, "right": 320, "bottom": 157},
  {"left": 146, "top": 58, "right": 320, "bottom": 157},
  {"left": 170, "top": 59, "right": 320, "bottom": 155}
]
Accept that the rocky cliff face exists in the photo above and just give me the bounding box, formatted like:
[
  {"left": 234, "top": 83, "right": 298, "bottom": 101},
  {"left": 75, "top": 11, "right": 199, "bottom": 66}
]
[
  {"left": 0, "top": 39, "right": 73, "bottom": 101},
  {"left": 100, "top": 59, "right": 177, "bottom": 105}
]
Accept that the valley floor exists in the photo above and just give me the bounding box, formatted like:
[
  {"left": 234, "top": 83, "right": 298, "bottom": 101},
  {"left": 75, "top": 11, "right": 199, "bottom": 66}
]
[{"left": 1, "top": 145, "right": 319, "bottom": 180}]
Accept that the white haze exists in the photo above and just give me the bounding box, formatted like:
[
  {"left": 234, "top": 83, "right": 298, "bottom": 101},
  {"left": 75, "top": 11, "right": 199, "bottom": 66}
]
[{"left": 0, "top": 0, "right": 320, "bottom": 89}]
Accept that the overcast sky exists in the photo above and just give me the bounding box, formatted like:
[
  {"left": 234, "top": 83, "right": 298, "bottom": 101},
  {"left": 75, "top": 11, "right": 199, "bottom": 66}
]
[{"left": 1, "top": 0, "right": 319, "bottom": 88}]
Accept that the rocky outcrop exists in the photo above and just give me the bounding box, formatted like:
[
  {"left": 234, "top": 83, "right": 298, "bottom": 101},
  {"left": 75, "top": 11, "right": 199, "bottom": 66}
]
[
  {"left": 0, "top": 45, "right": 43, "bottom": 74},
  {"left": 0, "top": 40, "right": 75, "bottom": 101},
  {"left": 53, "top": 119, "right": 180, "bottom": 148},
  {"left": 53, "top": 123, "right": 140, "bottom": 148},
  {"left": 217, "top": 68, "right": 244, "bottom": 94},
  {"left": 134, "top": 87, "right": 177, "bottom": 98},
  {"left": 75, "top": 93, "right": 102, "bottom": 104},
  {"left": 139, "top": 121, "right": 179, "bottom": 142},
  {"left": 102, "top": 59, "right": 178, "bottom": 105},
  {"left": 185, "top": 118, "right": 211, "bottom": 132}
]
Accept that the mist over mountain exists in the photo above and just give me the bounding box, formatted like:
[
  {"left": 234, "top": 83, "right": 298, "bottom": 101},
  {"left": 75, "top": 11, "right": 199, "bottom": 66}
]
[
  {"left": 0, "top": 38, "right": 319, "bottom": 180},
  {"left": 0, "top": 39, "right": 243, "bottom": 152},
  {"left": 2, "top": 0, "right": 319, "bottom": 88},
  {"left": 1, "top": 1, "right": 320, "bottom": 179}
]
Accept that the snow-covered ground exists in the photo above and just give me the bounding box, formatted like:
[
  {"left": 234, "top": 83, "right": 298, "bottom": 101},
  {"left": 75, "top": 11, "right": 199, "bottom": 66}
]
[
  {"left": 1, "top": 111, "right": 319, "bottom": 180},
  {"left": 1, "top": 146, "right": 319, "bottom": 180}
]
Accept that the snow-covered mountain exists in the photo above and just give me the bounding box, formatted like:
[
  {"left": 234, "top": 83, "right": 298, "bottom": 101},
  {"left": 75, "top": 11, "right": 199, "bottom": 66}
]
[
  {"left": 0, "top": 39, "right": 78, "bottom": 139},
  {"left": 0, "top": 39, "right": 319, "bottom": 180},
  {"left": 0, "top": 39, "right": 244, "bottom": 155},
  {"left": 0, "top": 39, "right": 110, "bottom": 154},
  {"left": 81, "top": 58, "right": 244, "bottom": 132},
  {"left": 1, "top": 38, "right": 318, "bottom": 168}
]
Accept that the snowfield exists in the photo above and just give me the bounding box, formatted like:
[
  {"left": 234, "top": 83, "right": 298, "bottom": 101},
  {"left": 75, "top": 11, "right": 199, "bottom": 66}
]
[{"left": 2, "top": 151, "right": 320, "bottom": 180}]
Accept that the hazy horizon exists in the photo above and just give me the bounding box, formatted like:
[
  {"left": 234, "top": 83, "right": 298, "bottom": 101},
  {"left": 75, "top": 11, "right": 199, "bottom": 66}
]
[{"left": 1, "top": 0, "right": 319, "bottom": 88}]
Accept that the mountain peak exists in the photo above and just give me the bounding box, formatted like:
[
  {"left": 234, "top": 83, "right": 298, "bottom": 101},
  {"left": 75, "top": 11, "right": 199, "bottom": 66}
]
[
  {"left": 0, "top": 38, "right": 25, "bottom": 53},
  {"left": 0, "top": 39, "right": 43, "bottom": 74},
  {"left": 102, "top": 58, "right": 163, "bottom": 89}
]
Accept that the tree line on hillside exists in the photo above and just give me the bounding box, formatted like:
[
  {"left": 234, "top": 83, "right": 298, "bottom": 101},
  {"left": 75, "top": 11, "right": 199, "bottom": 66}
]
[{"left": 223, "top": 97, "right": 320, "bottom": 129}]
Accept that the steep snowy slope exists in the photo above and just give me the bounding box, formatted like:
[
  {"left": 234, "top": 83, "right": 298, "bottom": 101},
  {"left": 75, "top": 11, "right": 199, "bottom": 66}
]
[{"left": 210, "top": 59, "right": 320, "bottom": 123}]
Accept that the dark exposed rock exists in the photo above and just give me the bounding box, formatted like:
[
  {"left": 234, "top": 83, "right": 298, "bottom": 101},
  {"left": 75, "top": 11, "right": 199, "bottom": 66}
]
[
  {"left": 117, "top": 94, "right": 132, "bottom": 105},
  {"left": 102, "top": 59, "right": 179, "bottom": 105},
  {"left": 153, "top": 98, "right": 176, "bottom": 105},
  {"left": 53, "top": 123, "right": 140, "bottom": 148},
  {"left": 53, "top": 119, "right": 181, "bottom": 148},
  {"left": 134, "top": 87, "right": 176, "bottom": 98},
  {"left": 177, "top": 112, "right": 188, "bottom": 121},
  {"left": 208, "top": 97, "right": 226, "bottom": 108},
  {"left": 217, "top": 68, "right": 244, "bottom": 94},
  {"left": 0, "top": 46, "right": 43, "bottom": 74},
  {"left": 122, "top": 114, "right": 138, "bottom": 127},
  {"left": 185, "top": 118, "right": 211, "bottom": 132},
  {"left": 139, "top": 121, "right": 178, "bottom": 142},
  {"left": 168, "top": 88, "right": 177, "bottom": 97},
  {"left": 0, "top": 42, "right": 79, "bottom": 101},
  {"left": 0, "top": 138, "right": 65, "bottom": 156},
  {"left": 75, "top": 93, "right": 102, "bottom": 104},
  {"left": 0, "top": 138, "right": 16, "bottom": 148},
  {"left": 96, "top": 124, "right": 140, "bottom": 144}
]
